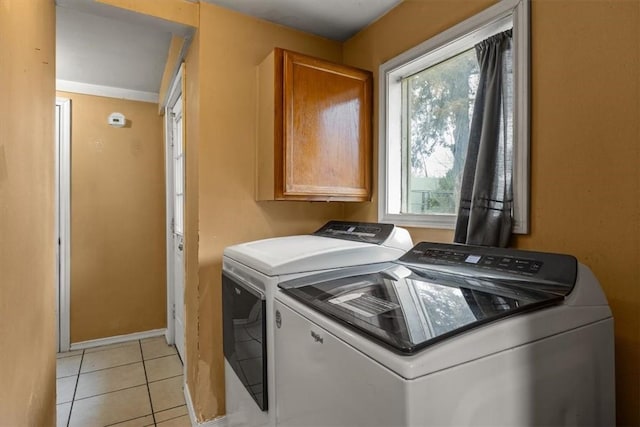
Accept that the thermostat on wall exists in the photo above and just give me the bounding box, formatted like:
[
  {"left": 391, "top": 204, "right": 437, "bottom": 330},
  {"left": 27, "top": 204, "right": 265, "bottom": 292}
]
[{"left": 108, "top": 112, "right": 126, "bottom": 127}]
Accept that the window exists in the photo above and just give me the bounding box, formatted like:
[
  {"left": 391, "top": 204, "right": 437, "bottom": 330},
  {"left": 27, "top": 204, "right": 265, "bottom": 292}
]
[{"left": 379, "top": 0, "right": 529, "bottom": 232}]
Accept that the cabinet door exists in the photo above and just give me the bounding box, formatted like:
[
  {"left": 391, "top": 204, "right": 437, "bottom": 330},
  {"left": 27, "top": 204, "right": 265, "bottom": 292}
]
[{"left": 279, "top": 50, "right": 372, "bottom": 201}]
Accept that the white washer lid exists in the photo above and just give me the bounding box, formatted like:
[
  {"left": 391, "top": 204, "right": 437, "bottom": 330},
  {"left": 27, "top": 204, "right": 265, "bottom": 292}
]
[{"left": 224, "top": 234, "right": 408, "bottom": 276}]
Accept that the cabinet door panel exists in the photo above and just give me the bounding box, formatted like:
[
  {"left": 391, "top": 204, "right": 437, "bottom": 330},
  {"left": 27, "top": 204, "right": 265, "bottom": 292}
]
[{"left": 283, "top": 51, "right": 371, "bottom": 200}]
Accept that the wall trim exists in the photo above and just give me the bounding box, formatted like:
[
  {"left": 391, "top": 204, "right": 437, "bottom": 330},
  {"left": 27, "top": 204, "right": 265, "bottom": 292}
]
[
  {"left": 69, "top": 328, "right": 166, "bottom": 351},
  {"left": 56, "top": 79, "right": 159, "bottom": 103},
  {"left": 184, "top": 382, "right": 227, "bottom": 427},
  {"left": 55, "top": 97, "right": 72, "bottom": 353},
  {"left": 159, "top": 32, "right": 193, "bottom": 111}
]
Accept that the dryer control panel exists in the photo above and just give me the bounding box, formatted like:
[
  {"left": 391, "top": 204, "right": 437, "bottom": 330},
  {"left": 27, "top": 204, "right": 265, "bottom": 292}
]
[{"left": 314, "top": 221, "right": 394, "bottom": 245}]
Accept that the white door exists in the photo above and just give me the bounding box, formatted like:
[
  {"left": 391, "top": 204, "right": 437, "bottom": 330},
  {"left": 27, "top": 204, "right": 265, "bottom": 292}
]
[{"left": 168, "top": 93, "right": 186, "bottom": 361}]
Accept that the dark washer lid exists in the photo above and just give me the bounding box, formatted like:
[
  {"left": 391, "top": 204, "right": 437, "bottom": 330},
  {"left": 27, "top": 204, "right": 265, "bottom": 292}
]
[{"left": 279, "top": 243, "right": 577, "bottom": 355}]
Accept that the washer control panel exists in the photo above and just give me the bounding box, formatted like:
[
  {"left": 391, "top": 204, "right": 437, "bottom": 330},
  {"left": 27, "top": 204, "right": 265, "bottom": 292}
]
[
  {"left": 400, "top": 242, "right": 577, "bottom": 287},
  {"left": 418, "top": 248, "right": 544, "bottom": 275}
]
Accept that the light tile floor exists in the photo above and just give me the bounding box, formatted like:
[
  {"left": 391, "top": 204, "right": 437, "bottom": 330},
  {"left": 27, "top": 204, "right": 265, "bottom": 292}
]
[{"left": 56, "top": 337, "right": 190, "bottom": 427}]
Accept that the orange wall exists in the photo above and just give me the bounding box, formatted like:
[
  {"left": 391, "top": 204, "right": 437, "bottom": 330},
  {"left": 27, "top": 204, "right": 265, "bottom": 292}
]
[
  {"left": 343, "top": 0, "right": 640, "bottom": 425},
  {"left": 58, "top": 91, "right": 167, "bottom": 343},
  {"left": 184, "top": 3, "right": 345, "bottom": 421},
  {"left": 0, "top": 0, "right": 57, "bottom": 424}
]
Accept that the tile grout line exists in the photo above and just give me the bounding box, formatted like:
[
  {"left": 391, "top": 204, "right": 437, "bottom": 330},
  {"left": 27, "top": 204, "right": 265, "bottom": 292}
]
[
  {"left": 139, "top": 339, "right": 158, "bottom": 427},
  {"left": 75, "top": 359, "right": 142, "bottom": 375},
  {"left": 66, "top": 349, "right": 85, "bottom": 427},
  {"left": 73, "top": 382, "right": 149, "bottom": 402},
  {"left": 156, "top": 404, "right": 188, "bottom": 414},
  {"left": 155, "top": 413, "right": 189, "bottom": 425},
  {"left": 103, "top": 413, "right": 154, "bottom": 427},
  {"left": 144, "top": 352, "right": 179, "bottom": 362},
  {"left": 56, "top": 353, "right": 83, "bottom": 360},
  {"left": 153, "top": 405, "right": 189, "bottom": 426},
  {"left": 57, "top": 373, "right": 81, "bottom": 380},
  {"left": 147, "top": 373, "right": 183, "bottom": 385}
]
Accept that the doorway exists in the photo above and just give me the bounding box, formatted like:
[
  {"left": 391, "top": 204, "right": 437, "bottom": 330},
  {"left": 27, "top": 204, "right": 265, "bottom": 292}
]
[
  {"left": 164, "top": 66, "right": 186, "bottom": 362},
  {"left": 55, "top": 97, "right": 71, "bottom": 353}
]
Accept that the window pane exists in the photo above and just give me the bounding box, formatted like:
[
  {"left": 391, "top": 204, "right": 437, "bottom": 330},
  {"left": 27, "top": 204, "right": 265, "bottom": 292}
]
[{"left": 403, "top": 49, "right": 479, "bottom": 215}]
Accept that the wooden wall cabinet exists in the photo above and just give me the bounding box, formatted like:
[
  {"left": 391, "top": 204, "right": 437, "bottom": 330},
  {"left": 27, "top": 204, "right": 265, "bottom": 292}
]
[{"left": 257, "top": 48, "right": 372, "bottom": 202}]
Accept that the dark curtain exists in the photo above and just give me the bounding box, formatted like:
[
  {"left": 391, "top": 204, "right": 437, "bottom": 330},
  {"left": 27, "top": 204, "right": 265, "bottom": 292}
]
[{"left": 454, "top": 30, "right": 514, "bottom": 247}]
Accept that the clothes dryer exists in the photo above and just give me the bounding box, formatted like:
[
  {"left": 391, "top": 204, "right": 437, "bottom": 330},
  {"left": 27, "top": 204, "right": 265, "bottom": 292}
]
[{"left": 222, "top": 221, "right": 413, "bottom": 427}]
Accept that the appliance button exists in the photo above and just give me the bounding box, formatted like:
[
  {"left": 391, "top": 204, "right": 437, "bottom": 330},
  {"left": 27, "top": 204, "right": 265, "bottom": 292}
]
[{"left": 530, "top": 262, "right": 543, "bottom": 271}]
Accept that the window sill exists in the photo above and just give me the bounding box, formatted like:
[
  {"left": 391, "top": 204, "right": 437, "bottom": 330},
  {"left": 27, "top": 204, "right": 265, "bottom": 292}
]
[
  {"left": 380, "top": 212, "right": 528, "bottom": 234},
  {"left": 379, "top": 213, "right": 456, "bottom": 230}
]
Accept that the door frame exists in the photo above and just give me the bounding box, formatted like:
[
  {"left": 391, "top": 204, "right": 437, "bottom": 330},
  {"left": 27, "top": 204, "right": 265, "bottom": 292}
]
[
  {"left": 164, "top": 65, "right": 184, "bottom": 350},
  {"left": 56, "top": 97, "right": 72, "bottom": 352}
]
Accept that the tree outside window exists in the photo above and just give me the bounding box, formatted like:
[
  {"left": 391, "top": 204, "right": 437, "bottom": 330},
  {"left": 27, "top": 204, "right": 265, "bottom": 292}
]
[{"left": 403, "top": 49, "right": 479, "bottom": 215}]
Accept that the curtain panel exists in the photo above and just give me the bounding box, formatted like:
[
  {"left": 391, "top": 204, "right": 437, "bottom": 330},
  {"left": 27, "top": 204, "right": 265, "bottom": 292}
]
[{"left": 454, "top": 30, "right": 514, "bottom": 247}]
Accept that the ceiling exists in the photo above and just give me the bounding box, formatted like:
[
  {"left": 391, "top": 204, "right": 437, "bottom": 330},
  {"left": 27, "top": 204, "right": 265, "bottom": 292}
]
[
  {"left": 56, "top": 6, "right": 173, "bottom": 94},
  {"left": 55, "top": 0, "right": 401, "bottom": 97},
  {"left": 201, "top": 0, "right": 401, "bottom": 41}
]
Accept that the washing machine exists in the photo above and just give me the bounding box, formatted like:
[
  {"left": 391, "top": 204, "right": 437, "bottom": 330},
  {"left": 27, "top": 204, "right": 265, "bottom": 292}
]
[
  {"left": 274, "top": 242, "right": 615, "bottom": 427},
  {"left": 221, "top": 221, "right": 413, "bottom": 427}
]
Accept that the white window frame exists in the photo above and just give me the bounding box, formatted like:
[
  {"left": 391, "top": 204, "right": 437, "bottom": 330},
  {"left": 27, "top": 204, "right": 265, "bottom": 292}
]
[{"left": 378, "top": 0, "right": 529, "bottom": 233}]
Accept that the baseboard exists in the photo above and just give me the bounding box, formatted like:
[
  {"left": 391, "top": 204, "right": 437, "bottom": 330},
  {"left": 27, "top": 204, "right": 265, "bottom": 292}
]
[
  {"left": 69, "top": 328, "right": 166, "bottom": 351},
  {"left": 184, "top": 380, "right": 227, "bottom": 427}
]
